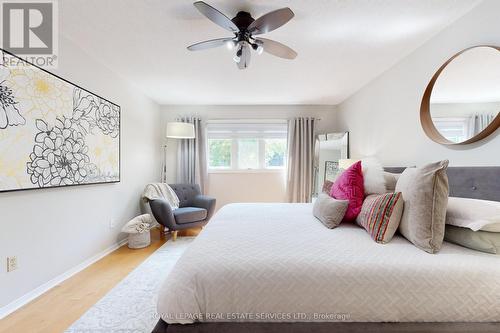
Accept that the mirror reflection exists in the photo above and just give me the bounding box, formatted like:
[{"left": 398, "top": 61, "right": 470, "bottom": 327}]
[
  {"left": 430, "top": 46, "right": 500, "bottom": 143},
  {"left": 313, "top": 132, "right": 349, "bottom": 198}
]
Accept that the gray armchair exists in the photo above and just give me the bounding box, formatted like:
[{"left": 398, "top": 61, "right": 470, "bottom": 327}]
[{"left": 149, "top": 184, "right": 216, "bottom": 241}]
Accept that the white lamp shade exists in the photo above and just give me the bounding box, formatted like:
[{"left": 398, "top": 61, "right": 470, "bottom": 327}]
[{"left": 166, "top": 122, "right": 195, "bottom": 139}]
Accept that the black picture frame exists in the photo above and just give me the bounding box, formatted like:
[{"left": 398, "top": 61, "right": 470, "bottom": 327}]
[{"left": 0, "top": 48, "right": 121, "bottom": 194}]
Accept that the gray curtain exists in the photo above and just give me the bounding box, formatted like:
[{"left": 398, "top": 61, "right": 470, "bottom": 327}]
[
  {"left": 469, "top": 114, "right": 496, "bottom": 136},
  {"left": 176, "top": 117, "right": 207, "bottom": 194},
  {"left": 286, "top": 117, "right": 316, "bottom": 203}
]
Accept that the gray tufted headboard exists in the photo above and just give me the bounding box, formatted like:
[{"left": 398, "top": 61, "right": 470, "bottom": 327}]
[{"left": 385, "top": 167, "right": 500, "bottom": 202}]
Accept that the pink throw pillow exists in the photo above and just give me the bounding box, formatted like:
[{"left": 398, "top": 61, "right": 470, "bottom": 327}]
[{"left": 330, "top": 161, "right": 365, "bottom": 222}]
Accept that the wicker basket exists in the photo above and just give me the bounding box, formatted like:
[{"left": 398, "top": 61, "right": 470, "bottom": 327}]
[{"left": 128, "top": 230, "right": 151, "bottom": 249}]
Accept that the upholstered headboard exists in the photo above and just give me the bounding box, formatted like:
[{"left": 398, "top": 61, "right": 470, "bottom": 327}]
[{"left": 384, "top": 167, "right": 500, "bottom": 202}]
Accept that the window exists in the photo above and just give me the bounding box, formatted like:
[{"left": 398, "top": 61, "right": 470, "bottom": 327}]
[
  {"left": 432, "top": 117, "right": 469, "bottom": 143},
  {"left": 208, "top": 139, "right": 232, "bottom": 168},
  {"left": 207, "top": 121, "right": 287, "bottom": 171},
  {"left": 265, "top": 138, "right": 287, "bottom": 168},
  {"left": 238, "top": 139, "right": 259, "bottom": 169}
]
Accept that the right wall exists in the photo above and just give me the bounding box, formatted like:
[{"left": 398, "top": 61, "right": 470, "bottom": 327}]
[{"left": 337, "top": 0, "right": 500, "bottom": 166}]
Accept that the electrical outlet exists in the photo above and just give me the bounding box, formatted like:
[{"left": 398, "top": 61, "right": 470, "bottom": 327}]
[
  {"left": 109, "top": 219, "right": 116, "bottom": 229},
  {"left": 7, "top": 256, "right": 17, "bottom": 272}
]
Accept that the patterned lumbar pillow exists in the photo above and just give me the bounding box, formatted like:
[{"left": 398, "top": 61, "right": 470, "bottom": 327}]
[
  {"left": 330, "top": 161, "right": 365, "bottom": 222},
  {"left": 356, "top": 192, "right": 404, "bottom": 243},
  {"left": 395, "top": 160, "right": 449, "bottom": 253},
  {"left": 313, "top": 193, "right": 349, "bottom": 229}
]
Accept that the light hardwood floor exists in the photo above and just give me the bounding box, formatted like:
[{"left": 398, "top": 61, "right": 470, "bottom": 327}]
[{"left": 0, "top": 228, "right": 200, "bottom": 333}]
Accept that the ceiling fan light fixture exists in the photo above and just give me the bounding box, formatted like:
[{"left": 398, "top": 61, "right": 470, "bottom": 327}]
[
  {"left": 233, "top": 46, "right": 243, "bottom": 63},
  {"left": 187, "top": 2, "right": 297, "bottom": 69},
  {"left": 257, "top": 45, "right": 264, "bottom": 55},
  {"left": 226, "top": 40, "right": 235, "bottom": 50}
]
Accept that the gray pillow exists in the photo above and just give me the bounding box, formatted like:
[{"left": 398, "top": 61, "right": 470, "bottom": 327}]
[
  {"left": 313, "top": 193, "right": 349, "bottom": 229},
  {"left": 445, "top": 225, "right": 500, "bottom": 254},
  {"left": 395, "top": 160, "right": 449, "bottom": 253}
]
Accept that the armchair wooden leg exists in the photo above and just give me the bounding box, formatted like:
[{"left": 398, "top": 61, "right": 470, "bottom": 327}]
[
  {"left": 160, "top": 227, "right": 167, "bottom": 239},
  {"left": 172, "top": 231, "right": 178, "bottom": 242}
]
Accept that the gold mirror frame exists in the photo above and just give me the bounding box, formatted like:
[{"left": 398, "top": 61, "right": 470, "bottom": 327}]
[{"left": 420, "top": 45, "right": 500, "bottom": 145}]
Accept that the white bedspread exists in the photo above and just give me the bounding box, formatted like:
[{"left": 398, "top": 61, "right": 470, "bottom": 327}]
[{"left": 157, "top": 203, "right": 500, "bottom": 324}]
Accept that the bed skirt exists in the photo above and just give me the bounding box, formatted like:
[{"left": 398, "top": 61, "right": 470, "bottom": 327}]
[{"left": 152, "top": 319, "right": 500, "bottom": 333}]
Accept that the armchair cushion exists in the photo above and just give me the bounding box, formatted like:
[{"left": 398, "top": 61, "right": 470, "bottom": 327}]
[{"left": 173, "top": 207, "right": 207, "bottom": 224}]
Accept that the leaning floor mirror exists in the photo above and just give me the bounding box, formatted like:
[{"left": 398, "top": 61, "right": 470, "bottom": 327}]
[{"left": 312, "top": 132, "right": 349, "bottom": 198}]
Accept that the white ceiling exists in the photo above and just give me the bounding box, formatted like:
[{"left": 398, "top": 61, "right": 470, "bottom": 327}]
[
  {"left": 431, "top": 46, "right": 500, "bottom": 104},
  {"left": 60, "top": 0, "right": 481, "bottom": 105}
]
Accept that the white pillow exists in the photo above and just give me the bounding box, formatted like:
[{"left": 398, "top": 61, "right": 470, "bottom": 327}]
[
  {"left": 361, "top": 158, "right": 386, "bottom": 195},
  {"left": 446, "top": 197, "right": 500, "bottom": 232}
]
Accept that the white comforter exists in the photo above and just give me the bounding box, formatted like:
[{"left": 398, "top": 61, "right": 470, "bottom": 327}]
[{"left": 157, "top": 203, "right": 500, "bottom": 324}]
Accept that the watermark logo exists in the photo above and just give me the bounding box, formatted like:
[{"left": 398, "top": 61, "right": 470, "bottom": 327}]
[{"left": 1, "top": 0, "right": 58, "bottom": 68}]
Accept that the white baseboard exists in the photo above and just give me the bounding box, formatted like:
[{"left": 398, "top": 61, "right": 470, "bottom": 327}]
[{"left": 0, "top": 237, "right": 128, "bottom": 320}]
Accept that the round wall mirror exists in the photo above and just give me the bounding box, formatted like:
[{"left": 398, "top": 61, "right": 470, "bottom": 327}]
[{"left": 421, "top": 46, "right": 500, "bottom": 145}]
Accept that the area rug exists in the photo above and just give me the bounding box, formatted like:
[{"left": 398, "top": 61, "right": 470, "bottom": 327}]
[{"left": 65, "top": 237, "right": 194, "bottom": 333}]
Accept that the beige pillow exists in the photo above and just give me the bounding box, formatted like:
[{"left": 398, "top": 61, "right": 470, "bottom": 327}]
[
  {"left": 313, "top": 193, "right": 349, "bottom": 229},
  {"left": 356, "top": 192, "right": 404, "bottom": 243},
  {"left": 445, "top": 197, "right": 500, "bottom": 232},
  {"left": 384, "top": 172, "right": 401, "bottom": 192},
  {"left": 445, "top": 225, "right": 500, "bottom": 254},
  {"left": 395, "top": 160, "right": 449, "bottom": 253}
]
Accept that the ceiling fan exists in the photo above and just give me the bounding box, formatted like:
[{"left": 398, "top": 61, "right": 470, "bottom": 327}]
[{"left": 187, "top": 1, "right": 297, "bottom": 69}]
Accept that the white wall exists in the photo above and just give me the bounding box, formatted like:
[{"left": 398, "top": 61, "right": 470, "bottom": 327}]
[
  {"left": 161, "top": 105, "right": 338, "bottom": 208},
  {"left": 0, "top": 36, "right": 162, "bottom": 310},
  {"left": 337, "top": 0, "right": 500, "bottom": 167}
]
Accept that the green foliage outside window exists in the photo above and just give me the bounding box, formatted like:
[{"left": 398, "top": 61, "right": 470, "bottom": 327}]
[
  {"left": 265, "top": 139, "right": 286, "bottom": 167},
  {"left": 208, "top": 139, "right": 231, "bottom": 167}
]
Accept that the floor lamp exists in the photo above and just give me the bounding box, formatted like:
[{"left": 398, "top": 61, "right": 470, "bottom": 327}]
[{"left": 162, "top": 122, "right": 196, "bottom": 183}]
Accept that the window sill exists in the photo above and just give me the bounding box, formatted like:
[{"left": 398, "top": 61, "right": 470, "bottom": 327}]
[{"left": 208, "top": 169, "right": 285, "bottom": 174}]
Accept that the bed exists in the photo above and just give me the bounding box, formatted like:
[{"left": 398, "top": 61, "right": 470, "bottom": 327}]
[{"left": 153, "top": 167, "right": 500, "bottom": 332}]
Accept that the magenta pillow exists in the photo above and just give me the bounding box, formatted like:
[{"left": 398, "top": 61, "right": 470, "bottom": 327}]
[{"left": 329, "top": 161, "right": 365, "bottom": 222}]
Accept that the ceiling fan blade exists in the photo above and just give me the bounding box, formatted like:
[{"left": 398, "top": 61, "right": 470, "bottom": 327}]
[
  {"left": 237, "top": 42, "right": 251, "bottom": 70},
  {"left": 194, "top": 1, "right": 239, "bottom": 33},
  {"left": 187, "top": 38, "right": 234, "bottom": 51},
  {"left": 248, "top": 8, "right": 294, "bottom": 35},
  {"left": 257, "top": 38, "right": 297, "bottom": 59}
]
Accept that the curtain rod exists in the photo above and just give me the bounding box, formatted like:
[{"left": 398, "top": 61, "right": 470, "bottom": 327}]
[{"left": 205, "top": 118, "right": 321, "bottom": 123}]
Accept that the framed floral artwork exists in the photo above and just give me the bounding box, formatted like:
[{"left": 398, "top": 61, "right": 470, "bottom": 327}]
[{"left": 0, "top": 49, "right": 120, "bottom": 193}]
